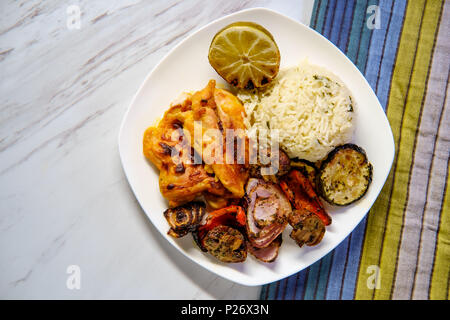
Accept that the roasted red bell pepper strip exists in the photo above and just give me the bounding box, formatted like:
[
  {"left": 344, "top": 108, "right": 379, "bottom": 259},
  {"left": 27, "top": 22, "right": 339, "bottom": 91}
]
[
  {"left": 280, "top": 170, "right": 332, "bottom": 226},
  {"left": 201, "top": 205, "right": 246, "bottom": 231}
]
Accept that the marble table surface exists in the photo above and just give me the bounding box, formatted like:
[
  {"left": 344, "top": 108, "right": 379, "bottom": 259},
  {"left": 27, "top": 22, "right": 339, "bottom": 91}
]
[{"left": 0, "top": 0, "right": 314, "bottom": 299}]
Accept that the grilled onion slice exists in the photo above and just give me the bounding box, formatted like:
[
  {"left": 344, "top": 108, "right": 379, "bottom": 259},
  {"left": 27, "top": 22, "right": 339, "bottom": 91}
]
[
  {"left": 163, "top": 202, "right": 206, "bottom": 237},
  {"left": 317, "top": 144, "right": 373, "bottom": 206}
]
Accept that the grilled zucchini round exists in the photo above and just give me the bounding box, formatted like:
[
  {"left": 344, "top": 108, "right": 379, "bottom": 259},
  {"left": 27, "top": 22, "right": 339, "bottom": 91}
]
[{"left": 317, "top": 144, "right": 372, "bottom": 206}]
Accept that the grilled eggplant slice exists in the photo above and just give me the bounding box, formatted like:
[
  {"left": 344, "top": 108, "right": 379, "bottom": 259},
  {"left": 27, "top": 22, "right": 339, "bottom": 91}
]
[
  {"left": 290, "top": 159, "right": 317, "bottom": 190},
  {"left": 317, "top": 144, "right": 373, "bottom": 206}
]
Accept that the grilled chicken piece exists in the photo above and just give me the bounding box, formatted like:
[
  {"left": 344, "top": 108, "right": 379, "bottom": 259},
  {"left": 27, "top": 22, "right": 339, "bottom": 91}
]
[
  {"left": 245, "top": 178, "right": 291, "bottom": 248},
  {"left": 202, "top": 225, "right": 247, "bottom": 263},
  {"left": 143, "top": 96, "right": 225, "bottom": 207},
  {"left": 189, "top": 80, "right": 249, "bottom": 198}
]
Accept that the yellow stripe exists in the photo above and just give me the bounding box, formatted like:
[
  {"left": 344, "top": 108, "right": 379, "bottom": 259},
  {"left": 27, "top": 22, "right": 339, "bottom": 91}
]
[
  {"left": 430, "top": 160, "right": 450, "bottom": 299},
  {"left": 355, "top": 0, "right": 442, "bottom": 299}
]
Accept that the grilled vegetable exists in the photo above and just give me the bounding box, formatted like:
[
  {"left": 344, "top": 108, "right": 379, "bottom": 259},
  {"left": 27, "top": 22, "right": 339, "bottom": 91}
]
[
  {"left": 163, "top": 202, "right": 206, "bottom": 238},
  {"left": 194, "top": 205, "right": 247, "bottom": 259},
  {"left": 201, "top": 205, "right": 246, "bottom": 231},
  {"left": 289, "top": 210, "right": 325, "bottom": 247},
  {"left": 280, "top": 170, "right": 332, "bottom": 226},
  {"left": 317, "top": 144, "right": 373, "bottom": 206},
  {"left": 290, "top": 159, "right": 317, "bottom": 189},
  {"left": 249, "top": 148, "right": 291, "bottom": 183},
  {"left": 202, "top": 225, "right": 247, "bottom": 263}
]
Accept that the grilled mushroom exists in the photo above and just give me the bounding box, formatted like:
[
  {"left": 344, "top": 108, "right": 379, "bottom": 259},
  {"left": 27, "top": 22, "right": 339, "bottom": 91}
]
[
  {"left": 202, "top": 225, "right": 247, "bottom": 263},
  {"left": 289, "top": 210, "right": 325, "bottom": 247},
  {"left": 163, "top": 201, "right": 206, "bottom": 238}
]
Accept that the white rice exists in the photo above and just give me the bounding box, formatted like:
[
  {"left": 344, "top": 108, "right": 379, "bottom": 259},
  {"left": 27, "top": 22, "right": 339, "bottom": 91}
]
[{"left": 237, "top": 60, "right": 355, "bottom": 162}]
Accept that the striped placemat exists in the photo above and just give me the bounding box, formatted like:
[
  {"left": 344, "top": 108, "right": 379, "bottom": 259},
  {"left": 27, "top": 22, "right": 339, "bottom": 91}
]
[{"left": 261, "top": 0, "right": 449, "bottom": 300}]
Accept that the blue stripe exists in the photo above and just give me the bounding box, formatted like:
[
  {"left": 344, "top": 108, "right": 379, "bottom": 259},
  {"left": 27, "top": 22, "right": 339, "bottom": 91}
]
[
  {"left": 315, "top": 251, "right": 334, "bottom": 299},
  {"left": 275, "top": 277, "right": 288, "bottom": 299},
  {"left": 293, "top": 269, "right": 308, "bottom": 299},
  {"left": 328, "top": 0, "right": 349, "bottom": 45},
  {"left": 337, "top": 0, "right": 357, "bottom": 50},
  {"left": 280, "top": 267, "right": 309, "bottom": 300},
  {"left": 315, "top": 0, "right": 330, "bottom": 34},
  {"left": 310, "top": 0, "right": 321, "bottom": 28},
  {"left": 373, "top": 0, "right": 408, "bottom": 110},
  {"left": 303, "top": 259, "right": 322, "bottom": 299},
  {"left": 340, "top": 216, "right": 369, "bottom": 299},
  {"left": 356, "top": 0, "right": 380, "bottom": 72},
  {"left": 260, "top": 284, "right": 268, "bottom": 299},
  {"left": 336, "top": 0, "right": 395, "bottom": 299},
  {"left": 364, "top": 0, "right": 394, "bottom": 89},
  {"left": 282, "top": 273, "right": 295, "bottom": 299},
  {"left": 325, "top": 236, "right": 351, "bottom": 299},
  {"left": 265, "top": 281, "right": 278, "bottom": 299},
  {"left": 322, "top": 0, "right": 337, "bottom": 38},
  {"left": 346, "top": 0, "right": 369, "bottom": 62}
]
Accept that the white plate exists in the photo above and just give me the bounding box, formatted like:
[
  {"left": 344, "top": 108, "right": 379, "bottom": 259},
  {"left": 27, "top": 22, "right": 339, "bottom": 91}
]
[{"left": 118, "top": 8, "right": 395, "bottom": 286}]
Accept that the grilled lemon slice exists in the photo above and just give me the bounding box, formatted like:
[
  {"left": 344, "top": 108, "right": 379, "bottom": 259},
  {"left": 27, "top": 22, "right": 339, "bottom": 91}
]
[{"left": 208, "top": 22, "right": 280, "bottom": 89}]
